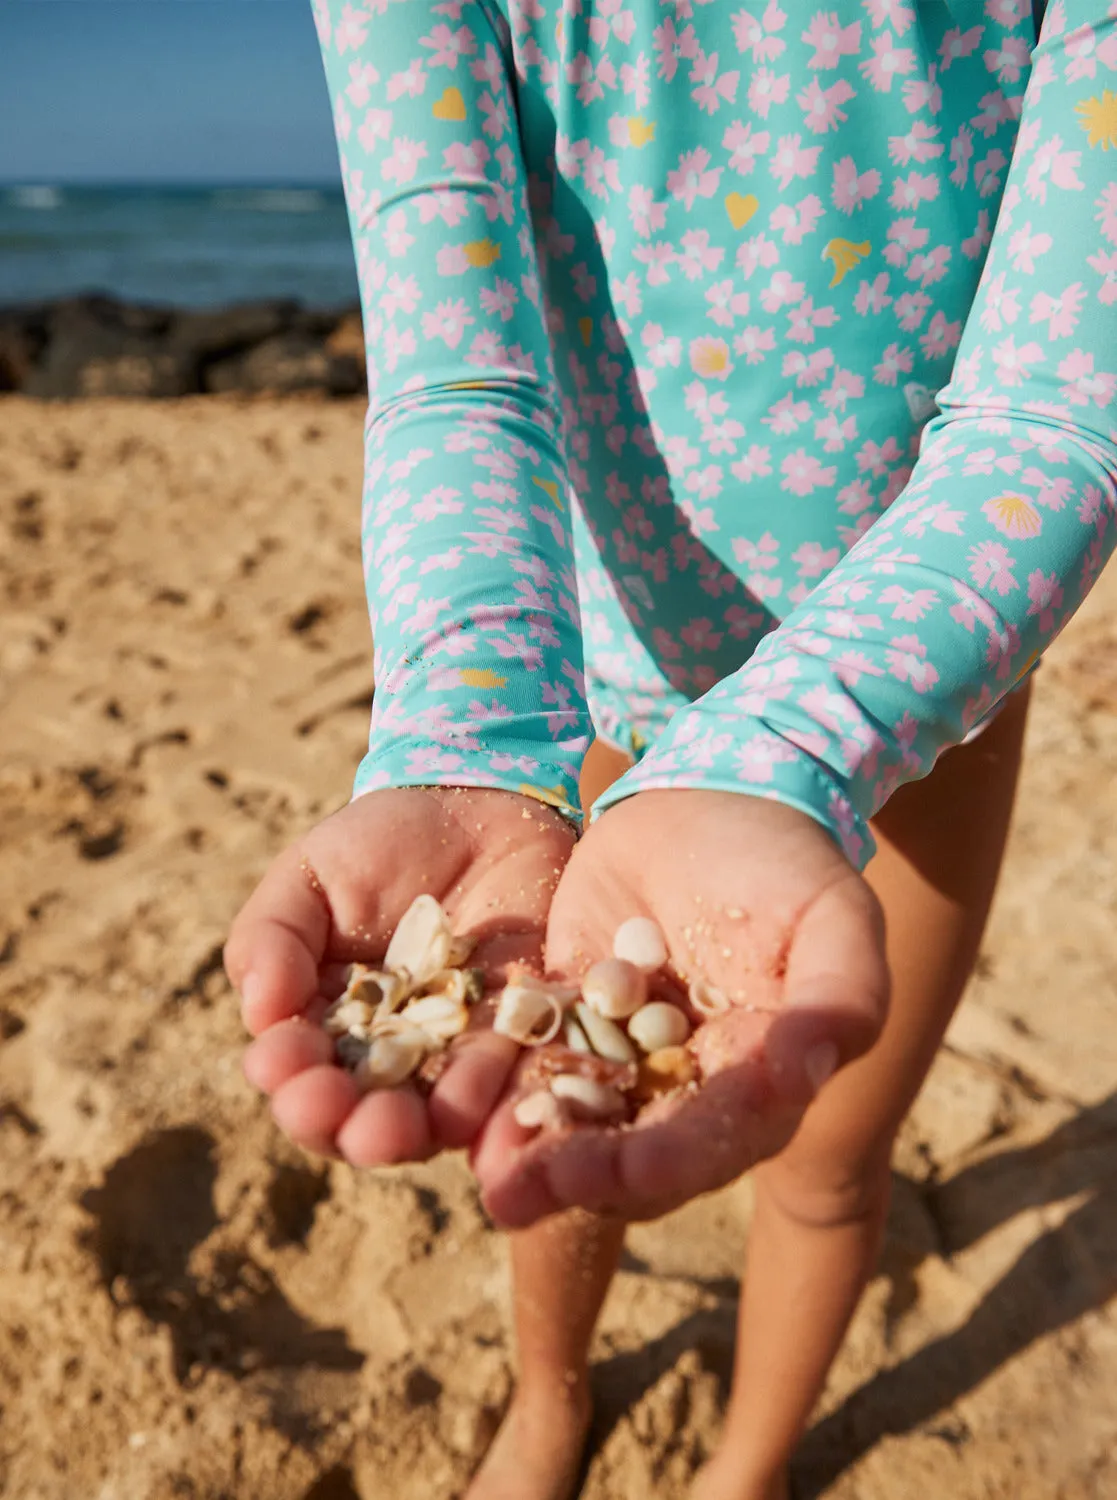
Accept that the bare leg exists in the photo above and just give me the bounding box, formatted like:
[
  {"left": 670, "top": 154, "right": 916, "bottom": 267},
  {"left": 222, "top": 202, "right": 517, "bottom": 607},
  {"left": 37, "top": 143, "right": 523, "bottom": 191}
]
[
  {"left": 692, "top": 686, "right": 1032, "bottom": 1500},
  {"left": 465, "top": 742, "right": 632, "bottom": 1500}
]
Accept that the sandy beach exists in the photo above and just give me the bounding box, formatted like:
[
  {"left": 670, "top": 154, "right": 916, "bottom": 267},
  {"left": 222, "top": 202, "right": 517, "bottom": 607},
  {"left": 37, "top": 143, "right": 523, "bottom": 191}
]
[{"left": 2, "top": 392, "right": 1117, "bottom": 1500}]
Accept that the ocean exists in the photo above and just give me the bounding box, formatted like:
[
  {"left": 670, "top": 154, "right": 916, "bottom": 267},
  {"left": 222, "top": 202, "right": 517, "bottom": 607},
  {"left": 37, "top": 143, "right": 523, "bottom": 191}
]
[{"left": 0, "top": 183, "right": 360, "bottom": 310}]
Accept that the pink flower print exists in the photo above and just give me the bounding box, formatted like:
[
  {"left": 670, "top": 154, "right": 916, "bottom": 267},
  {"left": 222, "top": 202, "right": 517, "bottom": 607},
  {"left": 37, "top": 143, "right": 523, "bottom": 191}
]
[
  {"left": 883, "top": 217, "right": 929, "bottom": 268},
  {"left": 832, "top": 156, "right": 882, "bottom": 213},
  {"left": 381, "top": 136, "right": 428, "bottom": 185},
  {"left": 706, "top": 280, "right": 751, "bottom": 327},
  {"left": 730, "top": 443, "right": 774, "bottom": 482},
  {"left": 798, "top": 77, "right": 855, "bottom": 133},
  {"left": 801, "top": 13, "right": 862, "bottom": 69},
  {"left": 759, "top": 268, "right": 806, "bottom": 312},
  {"left": 334, "top": 1, "right": 370, "bottom": 53},
  {"left": 345, "top": 59, "right": 380, "bottom": 108},
  {"left": 787, "top": 296, "right": 838, "bottom": 344},
  {"left": 815, "top": 409, "right": 856, "bottom": 450},
  {"left": 972, "top": 89, "right": 1017, "bottom": 140},
  {"left": 985, "top": 0, "right": 1029, "bottom": 25},
  {"left": 747, "top": 68, "right": 791, "bottom": 117},
  {"left": 920, "top": 310, "right": 962, "bottom": 359},
  {"left": 866, "top": 0, "right": 915, "bottom": 31},
  {"left": 733, "top": 733, "right": 800, "bottom": 784},
  {"left": 733, "top": 3, "right": 788, "bottom": 62},
  {"left": 880, "top": 584, "right": 938, "bottom": 621},
  {"left": 982, "top": 492, "right": 1042, "bottom": 541},
  {"left": 888, "top": 120, "right": 944, "bottom": 167},
  {"left": 479, "top": 278, "right": 518, "bottom": 323},
  {"left": 722, "top": 121, "right": 770, "bottom": 175},
  {"left": 784, "top": 347, "right": 835, "bottom": 386},
  {"left": 889, "top": 171, "right": 939, "bottom": 211},
  {"left": 903, "top": 73, "right": 941, "bottom": 116},
  {"left": 762, "top": 392, "right": 811, "bottom": 434},
  {"left": 1088, "top": 249, "right": 1117, "bottom": 306},
  {"left": 734, "top": 324, "right": 778, "bottom": 364},
  {"left": 1025, "top": 137, "right": 1084, "bottom": 205},
  {"left": 387, "top": 58, "right": 427, "bottom": 101},
  {"left": 628, "top": 184, "right": 667, "bottom": 239},
  {"left": 731, "top": 531, "right": 781, "bottom": 577},
  {"left": 833, "top": 650, "right": 885, "bottom": 689},
  {"left": 885, "top": 634, "right": 938, "bottom": 693},
  {"left": 770, "top": 194, "right": 825, "bottom": 245},
  {"left": 357, "top": 107, "right": 392, "bottom": 153},
  {"left": 949, "top": 580, "right": 998, "bottom": 633},
  {"left": 689, "top": 335, "right": 733, "bottom": 380},
  {"left": 978, "top": 272, "right": 1021, "bottom": 332},
  {"left": 854, "top": 272, "right": 893, "bottom": 315},
  {"left": 643, "top": 323, "right": 682, "bottom": 368},
  {"left": 633, "top": 242, "right": 677, "bottom": 286},
  {"left": 859, "top": 31, "right": 915, "bottom": 92},
  {"left": 793, "top": 540, "right": 840, "bottom": 578},
  {"left": 938, "top": 24, "right": 982, "bottom": 70},
  {"left": 907, "top": 245, "right": 951, "bottom": 287},
  {"left": 894, "top": 291, "right": 930, "bottom": 330},
  {"left": 769, "top": 133, "right": 821, "bottom": 189},
  {"left": 479, "top": 88, "right": 511, "bottom": 137},
  {"left": 680, "top": 617, "right": 725, "bottom": 652},
  {"left": 1057, "top": 349, "right": 1117, "bottom": 407},
  {"left": 984, "top": 34, "right": 1031, "bottom": 85},
  {"left": 589, "top": 0, "right": 636, "bottom": 48},
  {"left": 1029, "top": 282, "right": 1085, "bottom": 341},
  {"left": 737, "top": 231, "right": 781, "bottom": 278},
  {"left": 380, "top": 272, "right": 419, "bottom": 317},
  {"left": 653, "top": 17, "right": 699, "bottom": 82},
  {"left": 421, "top": 297, "right": 474, "bottom": 350},
  {"left": 985, "top": 621, "right": 1022, "bottom": 682},
  {"left": 825, "top": 608, "right": 883, "bottom": 640},
  {"left": 872, "top": 342, "right": 914, "bottom": 386},
  {"left": 1097, "top": 183, "right": 1117, "bottom": 246},
  {"left": 1026, "top": 570, "right": 1064, "bottom": 632},
  {"left": 1020, "top": 468, "right": 1073, "bottom": 511},
  {"left": 382, "top": 323, "right": 416, "bottom": 372},
  {"left": 679, "top": 229, "right": 725, "bottom": 279},
  {"left": 992, "top": 336, "right": 1044, "bottom": 387},
  {"left": 420, "top": 20, "right": 475, "bottom": 69},
  {"left": 382, "top": 210, "right": 415, "bottom": 258},
  {"left": 781, "top": 449, "right": 837, "bottom": 497},
  {"left": 950, "top": 126, "right": 974, "bottom": 188},
  {"left": 413, "top": 485, "right": 464, "bottom": 523},
  {"left": 821, "top": 368, "right": 865, "bottom": 411},
  {"left": 621, "top": 53, "right": 651, "bottom": 108},
  {"left": 691, "top": 49, "right": 740, "bottom": 113}
]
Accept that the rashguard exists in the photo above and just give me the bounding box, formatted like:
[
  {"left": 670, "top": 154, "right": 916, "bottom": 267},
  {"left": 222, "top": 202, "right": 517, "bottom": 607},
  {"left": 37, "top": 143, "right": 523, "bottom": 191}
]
[{"left": 313, "top": 0, "right": 1117, "bottom": 867}]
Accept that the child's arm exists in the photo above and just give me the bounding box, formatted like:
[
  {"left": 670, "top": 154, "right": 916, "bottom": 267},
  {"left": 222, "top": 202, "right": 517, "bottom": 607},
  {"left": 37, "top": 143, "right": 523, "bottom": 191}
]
[
  {"left": 314, "top": 0, "right": 593, "bottom": 820},
  {"left": 598, "top": 4, "right": 1117, "bottom": 869}
]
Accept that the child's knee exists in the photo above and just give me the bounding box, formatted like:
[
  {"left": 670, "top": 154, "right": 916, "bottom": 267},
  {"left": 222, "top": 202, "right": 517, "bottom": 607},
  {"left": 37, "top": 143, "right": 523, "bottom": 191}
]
[{"left": 754, "top": 1136, "right": 893, "bottom": 1230}]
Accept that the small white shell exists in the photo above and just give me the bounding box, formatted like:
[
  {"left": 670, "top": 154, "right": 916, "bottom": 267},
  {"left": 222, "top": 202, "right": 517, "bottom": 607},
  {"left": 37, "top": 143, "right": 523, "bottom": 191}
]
[
  {"left": 574, "top": 1002, "right": 637, "bottom": 1065},
  {"left": 397, "top": 993, "right": 470, "bottom": 1042},
  {"left": 417, "top": 968, "right": 469, "bottom": 1006},
  {"left": 580, "top": 958, "right": 647, "bottom": 1020},
  {"left": 492, "top": 982, "right": 565, "bottom": 1046},
  {"left": 347, "top": 967, "right": 408, "bottom": 1014},
  {"left": 549, "top": 1074, "right": 627, "bottom": 1121},
  {"left": 447, "top": 933, "right": 477, "bottom": 968},
  {"left": 627, "top": 1001, "right": 691, "bottom": 1053},
  {"left": 612, "top": 917, "right": 668, "bottom": 973},
  {"left": 323, "top": 998, "right": 374, "bottom": 1037},
  {"left": 353, "top": 1028, "right": 431, "bottom": 1090},
  {"left": 563, "top": 1013, "right": 594, "bottom": 1054},
  {"left": 513, "top": 1089, "right": 566, "bottom": 1131},
  {"left": 688, "top": 978, "right": 730, "bottom": 1018},
  {"left": 384, "top": 894, "right": 454, "bottom": 986}
]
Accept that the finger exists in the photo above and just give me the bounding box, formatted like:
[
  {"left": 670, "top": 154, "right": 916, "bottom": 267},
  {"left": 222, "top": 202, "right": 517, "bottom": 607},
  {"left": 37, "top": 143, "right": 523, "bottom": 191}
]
[
  {"left": 225, "top": 846, "right": 331, "bottom": 1036},
  {"left": 428, "top": 1030, "right": 523, "bottom": 1150},
  {"left": 270, "top": 1064, "right": 361, "bottom": 1159},
  {"left": 764, "top": 874, "right": 889, "bottom": 1097},
  {"left": 243, "top": 1019, "right": 335, "bottom": 1094},
  {"left": 336, "top": 1086, "right": 434, "bottom": 1166}
]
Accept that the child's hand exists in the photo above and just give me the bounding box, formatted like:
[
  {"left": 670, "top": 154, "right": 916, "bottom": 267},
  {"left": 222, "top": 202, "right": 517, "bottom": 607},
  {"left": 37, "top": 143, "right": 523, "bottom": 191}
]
[
  {"left": 472, "top": 790, "right": 888, "bottom": 1227},
  {"left": 225, "top": 786, "right": 576, "bottom": 1166}
]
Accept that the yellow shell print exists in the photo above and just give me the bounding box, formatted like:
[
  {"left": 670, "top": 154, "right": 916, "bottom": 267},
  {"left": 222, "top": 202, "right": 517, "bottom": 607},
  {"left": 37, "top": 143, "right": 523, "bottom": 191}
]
[
  {"left": 689, "top": 336, "right": 732, "bottom": 380},
  {"left": 822, "top": 238, "right": 871, "bottom": 288},
  {"left": 577, "top": 316, "right": 593, "bottom": 347},
  {"left": 725, "top": 192, "right": 759, "bottom": 231},
  {"left": 432, "top": 87, "right": 466, "bottom": 122},
  {"left": 532, "top": 474, "right": 565, "bottom": 508},
  {"left": 518, "top": 780, "right": 571, "bottom": 812},
  {"left": 1077, "top": 90, "right": 1117, "bottom": 149},
  {"left": 462, "top": 239, "right": 501, "bottom": 268},
  {"left": 626, "top": 117, "right": 656, "bottom": 148},
  {"left": 984, "top": 492, "right": 1042, "bottom": 540},
  {"left": 457, "top": 668, "right": 507, "bottom": 689}
]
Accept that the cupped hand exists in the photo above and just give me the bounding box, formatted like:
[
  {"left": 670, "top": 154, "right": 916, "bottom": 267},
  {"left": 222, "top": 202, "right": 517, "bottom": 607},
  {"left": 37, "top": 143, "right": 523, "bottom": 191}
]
[
  {"left": 473, "top": 790, "right": 888, "bottom": 1227},
  {"left": 224, "top": 786, "right": 576, "bottom": 1167}
]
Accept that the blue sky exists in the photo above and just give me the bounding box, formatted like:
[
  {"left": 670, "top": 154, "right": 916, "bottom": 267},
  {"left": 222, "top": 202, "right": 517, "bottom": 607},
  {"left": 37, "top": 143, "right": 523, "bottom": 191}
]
[{"left": 0, "top": 1, "right": 342, "bottom": 184}]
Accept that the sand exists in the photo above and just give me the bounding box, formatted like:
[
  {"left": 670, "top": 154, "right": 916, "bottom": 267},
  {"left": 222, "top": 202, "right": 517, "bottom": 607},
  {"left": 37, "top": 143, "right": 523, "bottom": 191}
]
[{"left": 2, "top": 393, "right": 1117, "bottom": 1500}]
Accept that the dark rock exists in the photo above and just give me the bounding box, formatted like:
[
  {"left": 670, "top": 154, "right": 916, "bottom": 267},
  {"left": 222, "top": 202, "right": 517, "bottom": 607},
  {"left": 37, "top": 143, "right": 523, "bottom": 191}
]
[
  {"left": 0, "top": 305, "right": 50, "bottom": 391},
  {"left": 203, "top": 332, "right": 364, "bottom": 396},
  {"left": 169, "top": 300, "right": 300, "bottom": 359},
  {"left": 21, "top": 295, "right": 194, "bottom": 398}
]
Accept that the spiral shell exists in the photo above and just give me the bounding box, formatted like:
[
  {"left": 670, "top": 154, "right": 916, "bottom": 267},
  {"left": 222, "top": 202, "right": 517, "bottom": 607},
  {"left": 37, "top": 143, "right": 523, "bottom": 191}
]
[
  {"left": 688, "top": 978, "right": 730, "bottom": 1018},
  {"left": 492, "top": 981, "right": 565, "bottom": 1046}
]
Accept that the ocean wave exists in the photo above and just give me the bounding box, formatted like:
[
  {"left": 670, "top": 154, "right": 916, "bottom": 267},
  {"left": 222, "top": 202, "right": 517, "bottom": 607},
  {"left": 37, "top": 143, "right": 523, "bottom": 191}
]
[
  {"left": 7, "top": 186, "right": 63, "bottom": 211},
  {"left": 211, "top": 188, "right": 327, "bottom": 214}
]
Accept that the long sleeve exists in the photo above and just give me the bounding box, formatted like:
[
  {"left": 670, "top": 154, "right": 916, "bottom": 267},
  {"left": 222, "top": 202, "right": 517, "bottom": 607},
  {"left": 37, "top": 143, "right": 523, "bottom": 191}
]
[
  {"left": 597, "top": 2, "right": 1117, "bottom": 869},
  {"left": 314, "top": 0, "right": 592, "bottom": 820}
]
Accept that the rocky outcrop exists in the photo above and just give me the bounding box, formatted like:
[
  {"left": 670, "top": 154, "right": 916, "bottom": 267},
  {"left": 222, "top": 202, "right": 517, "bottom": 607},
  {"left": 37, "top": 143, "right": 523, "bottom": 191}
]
[{"left": 0, "top": 295, "right": 366, "bottom": 399}]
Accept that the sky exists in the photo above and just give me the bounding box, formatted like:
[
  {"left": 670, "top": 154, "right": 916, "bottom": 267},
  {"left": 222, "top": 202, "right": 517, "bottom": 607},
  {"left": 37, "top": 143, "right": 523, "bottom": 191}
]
[{"left": 0, "top": 1, "right": 343, "bottom": 184}]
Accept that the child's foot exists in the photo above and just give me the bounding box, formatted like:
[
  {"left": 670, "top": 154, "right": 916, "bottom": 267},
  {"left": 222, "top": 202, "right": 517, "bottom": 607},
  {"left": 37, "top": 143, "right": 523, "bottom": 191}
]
[
  {"left": 464, "top": 1385, "right": 592, "bottom": 1500},
  {"left": 690, "top": 1456, "right": 790, "bottom": 1500}
]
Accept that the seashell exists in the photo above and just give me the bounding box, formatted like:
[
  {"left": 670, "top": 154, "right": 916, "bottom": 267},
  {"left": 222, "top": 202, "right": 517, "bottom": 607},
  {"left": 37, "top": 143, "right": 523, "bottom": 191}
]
[
  {"left": 335, "top": 1032, "right": 372, "bottom": 1069},
  {"left": 396, "top": 992, "right": 470, "bottom": 1042},
  {"left": 563, "top": 1012, "right": 594, "bottom": 1055},
  {"left": 448, "top": 933, "right": 477, "bottom": 968},
  {"left": 347, "top": 967, "right": 408, "bottom": 1013},
  {"left": 581, "top": 958, "right": 647, "bottom": 1020},
  {"left": 384, "top": 893, "right": 454, "bottom": 986},
  {"left": 627, "top": 1002, "right": 691, "bottom": 1054},
  {"left": 492, "top": 981, "right": 565, "bottom": 1046},
  {"left": 416, "top": 968, "right": 468, "bottom": 1006},
  {"left": 323, "top": 998, "right": 375, "bottom": 1037},
  {"left": 353, "top": 1027, "right": 431, "bottom": 1090},
  {"left": 688, "top": 978, "right": 730, "bottom": 1018},
  {"left": 549, "top": 1074, "right": 628, "bottom": 1121},
  {"left": 634, "top": 1046, "right": 697, "bottom": 1101},
  {"left": 513, "top": 1089, "right": 566, "bottom": 1132},
  {"left": 574, "top": 1002, "right": 637, "bottom": 1065},
  {"left": 612, "top": 917, "right": 668, "bottom": 973}
]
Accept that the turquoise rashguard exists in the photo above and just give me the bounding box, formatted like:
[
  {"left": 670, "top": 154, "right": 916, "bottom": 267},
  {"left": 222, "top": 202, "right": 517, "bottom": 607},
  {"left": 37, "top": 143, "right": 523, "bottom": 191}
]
[{"left": 313, "top": 0, "right": 1117, "bottom": 868}]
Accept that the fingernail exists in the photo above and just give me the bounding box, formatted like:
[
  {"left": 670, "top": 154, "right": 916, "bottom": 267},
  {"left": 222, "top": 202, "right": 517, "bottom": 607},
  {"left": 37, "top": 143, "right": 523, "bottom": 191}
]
[
  {"left": 804, "top": 1041, "right": 839, "bottom": 1096},
  {"left": 240, "top": 970, "right": 263, "bottom": 1018}
]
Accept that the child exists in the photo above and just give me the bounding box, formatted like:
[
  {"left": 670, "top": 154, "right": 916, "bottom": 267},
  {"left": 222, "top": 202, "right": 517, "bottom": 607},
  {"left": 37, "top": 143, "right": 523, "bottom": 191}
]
[{"left": 226, "top": 3, "right": 1117, "bottom": 1495}]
